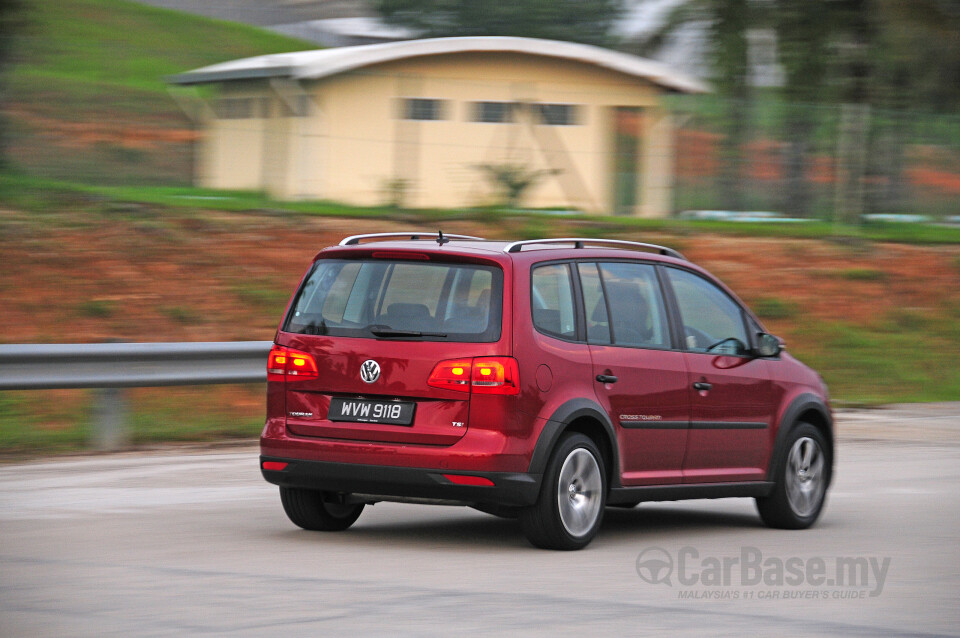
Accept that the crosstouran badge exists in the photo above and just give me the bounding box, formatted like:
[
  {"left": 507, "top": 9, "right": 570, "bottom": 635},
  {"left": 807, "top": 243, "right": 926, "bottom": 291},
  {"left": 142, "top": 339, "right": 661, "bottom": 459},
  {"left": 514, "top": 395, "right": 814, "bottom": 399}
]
[{"left": 360, "top": 359, "right": 381, "bottom": 383}]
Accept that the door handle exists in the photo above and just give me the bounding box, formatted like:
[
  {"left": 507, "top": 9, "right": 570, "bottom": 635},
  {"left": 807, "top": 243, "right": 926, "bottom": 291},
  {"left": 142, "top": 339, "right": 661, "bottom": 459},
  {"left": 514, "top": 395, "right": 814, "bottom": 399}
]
[
  {"left": 693, "top": 381, "right": 713, "bottom": 391},
  {"left": 596, "top": 374, "right": 619, "bottom": 384}
]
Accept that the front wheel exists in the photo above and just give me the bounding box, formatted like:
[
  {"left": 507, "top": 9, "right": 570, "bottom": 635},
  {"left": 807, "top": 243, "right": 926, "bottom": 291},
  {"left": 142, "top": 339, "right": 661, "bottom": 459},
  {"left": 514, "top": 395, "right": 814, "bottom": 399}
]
[
  {"left": 756, "top": 423, "right": 830, "bottom": 529},
  {"left": 520, "top": 433, "right": 606, "bottom": 550},
  {"left": 280, "top": 487, "right": 364, "bottom": 531}
]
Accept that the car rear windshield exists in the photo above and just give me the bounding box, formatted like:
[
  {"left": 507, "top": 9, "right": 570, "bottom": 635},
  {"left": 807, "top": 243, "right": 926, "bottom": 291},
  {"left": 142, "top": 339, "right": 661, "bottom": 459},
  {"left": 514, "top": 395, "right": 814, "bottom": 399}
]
[{"left": 283, "top": 259, "right": 503, "bottom": 342}]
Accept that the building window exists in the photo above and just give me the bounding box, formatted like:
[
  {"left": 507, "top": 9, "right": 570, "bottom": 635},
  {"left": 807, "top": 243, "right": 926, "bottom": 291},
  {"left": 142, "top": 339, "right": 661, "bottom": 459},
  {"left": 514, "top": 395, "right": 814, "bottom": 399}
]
[
  {"left": 536, "top": 103, "right": 580, "bottom": 126},
  {"left": 216, "top": 97, "right": 272, "bottom": 119},
  {"left": 216, "top": 97, "right": 253, "bottom": 119},
  {"left": 472, "top": 101, "right": 514, "bottom": 123},
  {"left": 257, "top": 97, "right": 274, "bottom": 118},
  {"left": 402, "top": 98, "right": 445, "bottom": 121}
]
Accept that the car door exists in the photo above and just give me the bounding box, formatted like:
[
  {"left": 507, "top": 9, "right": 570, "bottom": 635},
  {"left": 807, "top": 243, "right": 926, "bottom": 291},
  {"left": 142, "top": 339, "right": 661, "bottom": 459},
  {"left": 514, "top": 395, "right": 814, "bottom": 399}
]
[
  {"left": 661, "top": 266, "right": 774, "bottom": 483},
  {"left": 579, "top": 261, "right": 690, "bottom": 486}
]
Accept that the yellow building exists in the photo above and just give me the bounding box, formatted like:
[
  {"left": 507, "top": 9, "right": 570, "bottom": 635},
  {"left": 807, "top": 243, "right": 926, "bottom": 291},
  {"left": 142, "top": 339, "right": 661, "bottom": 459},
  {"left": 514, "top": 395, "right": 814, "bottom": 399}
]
[{"left": 171, "top": 36, "right": 705, "bottom": 216}]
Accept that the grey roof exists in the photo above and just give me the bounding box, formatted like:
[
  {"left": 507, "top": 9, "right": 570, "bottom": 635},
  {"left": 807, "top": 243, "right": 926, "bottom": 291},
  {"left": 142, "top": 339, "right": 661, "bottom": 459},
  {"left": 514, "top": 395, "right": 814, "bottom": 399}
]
[{"left": 168, "top": 36, "right": 708, "bottom": 93}]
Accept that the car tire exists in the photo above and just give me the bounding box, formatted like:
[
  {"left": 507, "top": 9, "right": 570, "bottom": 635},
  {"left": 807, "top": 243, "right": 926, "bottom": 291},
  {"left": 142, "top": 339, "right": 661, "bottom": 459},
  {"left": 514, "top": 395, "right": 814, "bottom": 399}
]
[
  {"left": 519, "top": 433, "right": 606, "bottom": 550},
  {"left": 280, "top": 487, "right": 365, "bottom": 531},
  {"left": 756, "top": 422, "right": 830, "bottom": 529}
]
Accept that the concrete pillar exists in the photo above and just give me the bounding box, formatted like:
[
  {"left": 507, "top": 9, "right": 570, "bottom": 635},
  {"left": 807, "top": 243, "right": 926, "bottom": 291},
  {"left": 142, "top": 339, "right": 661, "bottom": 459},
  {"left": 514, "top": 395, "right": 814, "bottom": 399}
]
[
  {"left": 91, "top": 387, "right": 129, "bottom": 451},
  {"left": 639, "top": 110, "right": 675, "bottom": 218}
]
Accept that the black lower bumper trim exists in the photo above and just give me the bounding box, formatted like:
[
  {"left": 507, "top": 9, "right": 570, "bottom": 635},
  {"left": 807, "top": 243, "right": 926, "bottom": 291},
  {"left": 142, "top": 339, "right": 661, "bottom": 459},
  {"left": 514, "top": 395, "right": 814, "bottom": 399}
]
[
  {"left": 607, "top": 481, "right": 775, "bottom": 504},
  {"left": 260, "top": 456, "right": 541, "bottom": 507}
]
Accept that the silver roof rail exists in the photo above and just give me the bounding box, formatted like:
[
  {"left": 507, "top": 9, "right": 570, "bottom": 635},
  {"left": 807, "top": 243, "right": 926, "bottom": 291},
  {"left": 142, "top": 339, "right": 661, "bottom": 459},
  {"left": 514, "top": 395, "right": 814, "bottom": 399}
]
[
  {"left": 503, "top": 238, "right": 685, "bottom": 260},
  {"left": 339, "top": 232, "right": 486, "bottom": 246}
]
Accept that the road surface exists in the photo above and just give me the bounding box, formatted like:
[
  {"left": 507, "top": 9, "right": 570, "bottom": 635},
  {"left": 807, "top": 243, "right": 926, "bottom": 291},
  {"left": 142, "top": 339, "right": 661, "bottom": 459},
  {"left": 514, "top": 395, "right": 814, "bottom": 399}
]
[{"left": 1, "top": 404, "right": 958, "bottom": 637}]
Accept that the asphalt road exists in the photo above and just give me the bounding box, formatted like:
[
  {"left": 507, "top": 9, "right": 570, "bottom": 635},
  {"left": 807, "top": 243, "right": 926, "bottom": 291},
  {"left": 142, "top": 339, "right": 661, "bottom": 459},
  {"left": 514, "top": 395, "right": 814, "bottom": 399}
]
[{"left": 2, "top": 405, "right": 959, "bottom": 637}]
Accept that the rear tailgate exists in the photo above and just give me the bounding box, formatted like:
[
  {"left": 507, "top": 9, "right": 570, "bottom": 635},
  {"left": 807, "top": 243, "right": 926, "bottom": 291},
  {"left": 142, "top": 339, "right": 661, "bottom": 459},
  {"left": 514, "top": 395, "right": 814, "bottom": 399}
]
[
  {"left": 275, "top": 252, "right": 508, "bottom": 446},
  {"left": 280, "top": 336, "right": 504, "bottom": 445}
]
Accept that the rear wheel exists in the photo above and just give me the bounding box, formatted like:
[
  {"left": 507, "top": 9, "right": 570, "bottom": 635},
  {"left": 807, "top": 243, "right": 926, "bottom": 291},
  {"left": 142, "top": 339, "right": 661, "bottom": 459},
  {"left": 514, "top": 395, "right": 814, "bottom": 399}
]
[
  {"left": 756, "top": 423, "right": 830, "bottom": 529},
  {"left": 279, "top": 487, "right": 364, "bottom": 531},
  {"left": 520, "top": 433, "right": 606, "bottom": 550}
]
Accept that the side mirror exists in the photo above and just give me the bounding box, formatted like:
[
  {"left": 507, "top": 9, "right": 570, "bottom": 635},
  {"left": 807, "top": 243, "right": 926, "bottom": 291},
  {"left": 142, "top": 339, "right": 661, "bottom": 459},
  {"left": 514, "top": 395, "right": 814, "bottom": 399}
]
[{"left": 755, "top": 333, "right": 782, "bottom": 358}]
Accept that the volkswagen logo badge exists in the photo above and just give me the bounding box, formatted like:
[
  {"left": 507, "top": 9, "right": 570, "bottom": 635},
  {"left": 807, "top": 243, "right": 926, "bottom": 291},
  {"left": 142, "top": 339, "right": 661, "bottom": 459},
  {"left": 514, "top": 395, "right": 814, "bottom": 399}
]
[{"left": 360, "top": 359, "right": 381, "bottom": 384}]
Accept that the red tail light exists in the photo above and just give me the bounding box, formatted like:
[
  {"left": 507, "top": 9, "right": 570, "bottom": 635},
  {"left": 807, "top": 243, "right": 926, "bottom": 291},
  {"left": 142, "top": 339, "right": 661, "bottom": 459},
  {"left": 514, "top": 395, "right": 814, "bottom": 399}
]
[
  {"left": 267, "top": 346, "right": 287, "bottom": 378},
  {"left": 471, "top": 357, "right": 520, "bottom": 395},
  {"left": 267, "top": 346, "right": 319, "bottom": 381},
  {"left": 427, "top": 358, "right": 473, "bottom": 392},
  {"left": 427, "top": 357, "right": 519, "bottom": 395}
]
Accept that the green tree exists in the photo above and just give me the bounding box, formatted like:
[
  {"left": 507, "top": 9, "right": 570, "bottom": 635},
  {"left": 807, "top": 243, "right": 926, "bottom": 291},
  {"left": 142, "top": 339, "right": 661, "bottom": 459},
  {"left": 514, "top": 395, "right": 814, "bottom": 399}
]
[
  {"left": 828, "top": 0, "right": 960, "bottom": 219},
  {"left": 867, "top": 0, "right": 960, "bottom": 214},
  {"left": 710, "top": 0, "right": 751, "bottom": 212},
  {"left": 774, "top": 0, "right": 830, "bottom": 217},
  {"left": 627, "top": 0, "right": 756, "bottom": 211},
  {"left": 374, "top": 0, "right": 625, "bottom": 46},
  {"left": 0, "top": 0, "right": 23, "bottom": 169},
  {"left": 630, "top": 0, "right": 960, "bottom": 220}
]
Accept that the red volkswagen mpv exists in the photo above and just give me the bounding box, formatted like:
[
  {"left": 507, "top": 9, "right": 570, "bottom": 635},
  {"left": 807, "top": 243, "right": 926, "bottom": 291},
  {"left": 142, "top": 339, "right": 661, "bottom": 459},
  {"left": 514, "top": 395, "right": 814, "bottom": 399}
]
[{"left": 260, "top": 233, "right": 833, "bottom": 550}]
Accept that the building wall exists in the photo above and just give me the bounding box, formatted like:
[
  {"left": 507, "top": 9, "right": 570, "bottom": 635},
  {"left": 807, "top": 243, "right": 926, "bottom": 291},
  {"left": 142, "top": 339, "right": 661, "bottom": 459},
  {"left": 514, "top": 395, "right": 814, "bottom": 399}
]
[
  {"left": 198, "top": 83, "right": 270, "bottom": 191},
  {"left": 200, "top": 52, "right": 677, "bottom": 216}
]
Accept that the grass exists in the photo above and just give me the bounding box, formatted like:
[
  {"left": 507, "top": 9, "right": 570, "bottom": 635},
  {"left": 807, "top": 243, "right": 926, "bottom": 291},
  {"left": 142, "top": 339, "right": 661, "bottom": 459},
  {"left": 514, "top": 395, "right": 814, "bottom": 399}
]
[
  {"left": 11, "top": 0, "right": 311, "bottom": 98},
  {"left": 835, "top": 268, "right": 887, "bottom": 281},
  {"left": 160, "top": 305, "right": 202, "bottom": 325},
  {"left": 2, "top": 305, "right": 956, "bottom": 455},
  {"left": 232, "top": 279, "right": 292, "bottom": 316},
  {"left": 751, "top": 297, "right": 798, "bottom": 320},
  {"left": 7, "top": 0, "right": 313, "bottom": 184},
  {"left": 77, "top": 299, "right": 115, "bottom": 318},
  {"left": 0, "top": 386, "right": 265, "bottom": 457},
  {"left": 0, "top": 393, "right": 90, "bottom": 454},
  {"left": 1, "top": 1, "right": 957, "bottom": 455},
  {"left": 795, "top": 309, "right": 960, "bottom": 405},
  {"left": 5, "top": 172, "right": 960, "bottom": 246},
  {"left": 1, "top": 274, "right": 957, "bottom": 455}
]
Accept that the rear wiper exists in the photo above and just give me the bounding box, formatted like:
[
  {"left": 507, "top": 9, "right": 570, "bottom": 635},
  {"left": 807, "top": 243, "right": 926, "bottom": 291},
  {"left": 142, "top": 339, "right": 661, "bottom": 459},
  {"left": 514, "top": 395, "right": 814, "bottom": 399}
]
[
  {"left": 367, "top": 326, "right": 447, "bottom": 339},
  {"left": 303, "top": 319, "right": 327, "bottom": 335}
]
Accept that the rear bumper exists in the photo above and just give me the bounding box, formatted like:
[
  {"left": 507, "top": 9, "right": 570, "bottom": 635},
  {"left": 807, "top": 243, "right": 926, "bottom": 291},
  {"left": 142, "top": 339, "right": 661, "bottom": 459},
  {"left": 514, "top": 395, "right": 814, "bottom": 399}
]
[{"left": 260, "top": 456, "right": 541, "bottom": 507}]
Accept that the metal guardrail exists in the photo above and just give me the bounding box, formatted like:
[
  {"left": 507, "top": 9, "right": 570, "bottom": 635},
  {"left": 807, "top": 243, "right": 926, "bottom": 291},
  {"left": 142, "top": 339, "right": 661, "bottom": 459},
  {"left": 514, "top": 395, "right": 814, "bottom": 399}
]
[
  {"left": 0, "top": 341, "right": 274, "bottom": 449},
  {"left": 0, "top": 341, "right": 273, "bottom": 391}
]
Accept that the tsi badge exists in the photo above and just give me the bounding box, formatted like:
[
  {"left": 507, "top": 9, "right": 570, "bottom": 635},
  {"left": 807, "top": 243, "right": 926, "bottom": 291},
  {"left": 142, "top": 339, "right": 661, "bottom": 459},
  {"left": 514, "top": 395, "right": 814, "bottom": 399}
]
[{"left": 360, "top": 359, "right": 381, "bottom": 384}]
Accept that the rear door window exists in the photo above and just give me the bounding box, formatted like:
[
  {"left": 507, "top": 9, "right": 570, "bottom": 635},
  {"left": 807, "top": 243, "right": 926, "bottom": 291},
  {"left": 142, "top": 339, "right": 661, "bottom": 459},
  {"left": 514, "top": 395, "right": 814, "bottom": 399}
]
[
  {"left": 284, "top": 259, "right": 502, "bottom": 342},
  {"left": 597, "top": 262, "right": 671, "bottom": 349},
  {"left": 531, "top": 263, "right": 577, "bottom": 340}
]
